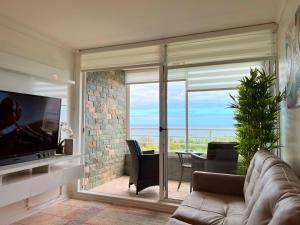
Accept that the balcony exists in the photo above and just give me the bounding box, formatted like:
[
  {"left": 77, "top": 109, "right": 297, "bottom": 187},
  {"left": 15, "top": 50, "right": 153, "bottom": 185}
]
[
  {"left": 82, "top": 127, "right": 236, "bottom": 200},
  {"left": 82, "top": 72, "right": 238, "bottom": 200}
]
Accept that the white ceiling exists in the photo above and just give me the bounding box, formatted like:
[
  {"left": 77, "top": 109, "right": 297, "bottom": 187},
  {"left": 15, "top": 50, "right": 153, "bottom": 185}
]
[{"left": 0, "top": 0, "right": 284, "bottom": 50}]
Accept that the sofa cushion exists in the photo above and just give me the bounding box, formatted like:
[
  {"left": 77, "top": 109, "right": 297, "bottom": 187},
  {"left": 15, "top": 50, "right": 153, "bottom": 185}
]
[
  {"left": 243, "top": 151, "right": 300, "bottom": 225},
  {"left": 244, "top": 151, "right": 283, "bottom": 205},
  {"left": 171, "top": 191, "right": 245, "bottom": 225}
]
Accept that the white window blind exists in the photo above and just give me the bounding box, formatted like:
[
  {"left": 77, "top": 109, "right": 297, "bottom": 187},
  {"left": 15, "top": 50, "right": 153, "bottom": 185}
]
[
  {"left": 126, "top": 67, "right": 190, "bottom": 84},
  {"left": 168, "top": 30, "right": 276, "bottom": 66},
  {"left": 81, "top": 45, "right": 160, "bottom": 70},
  {"left": 125, "top": 68, "right": 159, "bottom": 84},
  {"left": 125, "top": 62, "right": 263, "bottom": 87},
  {"left": 167, "top": 62, "right": 262, "bottom": 92},
  {"left": 187, "top": 62, "right": 262, "bottom": 91},
  {"left": 168, "top": 68, "right": 187, "bottom": 81}
]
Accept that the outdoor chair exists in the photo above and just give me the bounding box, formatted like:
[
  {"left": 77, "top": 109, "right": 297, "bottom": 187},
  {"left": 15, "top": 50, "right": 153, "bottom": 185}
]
[
  {"left": 176, "top": 152, "right": 192, "bottom": 191},
  {"left": 126, "top": 140, "right": 159, "bottom": 195}
]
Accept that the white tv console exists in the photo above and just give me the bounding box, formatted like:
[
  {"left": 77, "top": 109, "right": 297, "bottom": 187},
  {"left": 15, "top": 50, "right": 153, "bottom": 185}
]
[{"left": 0, "top": 155, "right": 83, "bottom": 207}]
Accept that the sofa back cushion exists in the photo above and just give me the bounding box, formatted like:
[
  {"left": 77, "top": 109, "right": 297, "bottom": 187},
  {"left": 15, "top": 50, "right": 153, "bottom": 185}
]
[
  {"left": 243, "top": 151, "right": 300, "bottom": 225},
  {"left": 244, "top": 151, "right": 283, "bottom": 204}
]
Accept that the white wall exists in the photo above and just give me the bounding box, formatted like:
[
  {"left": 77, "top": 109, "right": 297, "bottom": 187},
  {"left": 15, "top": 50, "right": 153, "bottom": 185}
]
[
  {"left": 0, "top": 188, "right": 67, "bottom": 225},
  {"left": 0, "top": 14, "right": 74, "bottom": 81},
  {"left": 278, "top": 0, "right": 300, "bottom": 176},
  {"left": 0, "top": 17, "right": 75, "bottom": 225},
  {"left": 0, "top": 15, "right": 76, "bottom": 123}
]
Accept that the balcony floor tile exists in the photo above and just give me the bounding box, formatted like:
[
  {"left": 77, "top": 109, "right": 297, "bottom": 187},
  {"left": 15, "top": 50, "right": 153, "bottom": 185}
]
[{"left": 89, "top": 176, "right": 190, "bottom": 200}]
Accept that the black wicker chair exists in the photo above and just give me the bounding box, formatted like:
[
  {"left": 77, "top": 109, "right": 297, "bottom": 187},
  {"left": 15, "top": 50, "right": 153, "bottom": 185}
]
[
  {"left": 191, "top": 142, "right": 238, "bottom": 174},
  {"left": 126, "top": 140, "right": 159, "bottom": 195}
]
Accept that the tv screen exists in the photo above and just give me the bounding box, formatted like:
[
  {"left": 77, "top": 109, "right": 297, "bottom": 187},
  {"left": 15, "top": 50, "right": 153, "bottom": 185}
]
[{"left": 0, "top": 90, "right": 61, "bottom": 159}]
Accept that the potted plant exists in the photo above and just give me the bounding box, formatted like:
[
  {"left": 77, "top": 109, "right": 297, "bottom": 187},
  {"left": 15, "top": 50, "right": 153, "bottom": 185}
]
[{"left": 230, "top": 68, "right": 284, "bottom": 174}]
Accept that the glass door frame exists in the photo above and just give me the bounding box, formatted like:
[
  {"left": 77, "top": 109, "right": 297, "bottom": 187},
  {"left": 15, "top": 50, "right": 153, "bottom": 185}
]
[
  {"left": 79, "top": 64, "right": 165, "bottom": 199},
  {"left": 162, "top": 59, "right": 274, "bottom": 201},
  {"left": 159, "top": 44, "right": 168, "bottom": 200}
]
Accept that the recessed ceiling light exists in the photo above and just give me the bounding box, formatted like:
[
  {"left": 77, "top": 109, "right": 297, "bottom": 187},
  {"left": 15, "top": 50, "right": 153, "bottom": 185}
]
[{"left": 52, "top": 74, "right": 59, "bottom": 80}]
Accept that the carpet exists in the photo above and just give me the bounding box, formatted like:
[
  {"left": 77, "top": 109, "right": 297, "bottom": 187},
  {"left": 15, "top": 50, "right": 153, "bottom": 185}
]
[{"left": 12, "top": 199, "right": 171, "bottom": 225}]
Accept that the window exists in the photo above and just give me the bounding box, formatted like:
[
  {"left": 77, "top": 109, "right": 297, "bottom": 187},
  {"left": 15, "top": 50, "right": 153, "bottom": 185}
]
[
  {"left": 129, "top": 83, "right": 159, "bottom": 150},
  {"left": 188, "top": 90, "right": 237, "bottom": 152},
  {"left": 168, "top": 81, "right": 186, "bottom": 151}
]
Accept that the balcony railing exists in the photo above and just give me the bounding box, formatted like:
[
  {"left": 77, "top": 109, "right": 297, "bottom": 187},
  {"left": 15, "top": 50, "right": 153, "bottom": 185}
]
[{"left": 129, "top": 127, "right": 236, "bottom": 152}]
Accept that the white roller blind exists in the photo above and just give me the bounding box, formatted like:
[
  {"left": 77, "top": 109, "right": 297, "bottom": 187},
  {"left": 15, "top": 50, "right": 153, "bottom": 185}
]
[
  {"left": 184, "top": 62, "right": 262, "bottom": 91},
  {"left": 81, "top": 45, "right": 160, "bottom": 70},
  {"left": 125, "top": 68, "right": 159, "bottom": 84},
  {"left": 168, "top": 68, "right": 187, "bottom": 81},
  {"left": 126, "top": 67, "right": 190, "bottom": 84},
  {"left": 126, "top": 62, "right": 263, "bottom": 86},
  {"left": 168, "top": 30, "right": 276, "bottom": 66}
]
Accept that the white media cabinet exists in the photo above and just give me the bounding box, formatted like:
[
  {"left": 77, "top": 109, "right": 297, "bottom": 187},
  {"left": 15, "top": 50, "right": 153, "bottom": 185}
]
[{"left": 0, "top": 155, "right": 84, "bottom": 207}]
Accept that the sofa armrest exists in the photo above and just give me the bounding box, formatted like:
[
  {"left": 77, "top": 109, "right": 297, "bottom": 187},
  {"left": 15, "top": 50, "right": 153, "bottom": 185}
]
[{"left": 193, "top": 171, "right": 245, "bottom": 196}]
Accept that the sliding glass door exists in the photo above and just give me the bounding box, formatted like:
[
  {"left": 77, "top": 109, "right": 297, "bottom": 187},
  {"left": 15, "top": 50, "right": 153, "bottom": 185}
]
[
  {"left": 81, "top": 68, "right": 163, "bottom": 200},
  {"left": 166, "top": 80, "right": 187, "bottom": 200},
  {"left": 165, "top": 62, "right": 262, "bottom": 200},
  {"left": 78, "top": 26, "right": 276, "bottom": 202}
]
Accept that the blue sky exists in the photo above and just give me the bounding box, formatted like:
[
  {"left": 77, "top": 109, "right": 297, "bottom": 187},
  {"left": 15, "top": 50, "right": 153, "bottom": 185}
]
[{"left": 130, "top": 81, "right": 236, "bottom": 128}]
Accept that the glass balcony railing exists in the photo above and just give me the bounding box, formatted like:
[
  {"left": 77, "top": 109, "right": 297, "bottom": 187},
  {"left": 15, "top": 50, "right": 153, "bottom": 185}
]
[{"left": 129, "top": 127, "right": 236, "bottom": 153}]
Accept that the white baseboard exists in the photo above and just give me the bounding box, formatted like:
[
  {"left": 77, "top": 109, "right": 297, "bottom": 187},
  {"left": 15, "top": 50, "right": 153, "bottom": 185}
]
[{"left": 71, "top": 190, "right": 178, "bottom": 214}]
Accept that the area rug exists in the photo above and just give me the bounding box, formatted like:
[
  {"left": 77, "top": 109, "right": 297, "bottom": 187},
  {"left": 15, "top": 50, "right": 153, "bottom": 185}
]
[{"left": 13, "top": 199, "right": 171, "bottom": 225}]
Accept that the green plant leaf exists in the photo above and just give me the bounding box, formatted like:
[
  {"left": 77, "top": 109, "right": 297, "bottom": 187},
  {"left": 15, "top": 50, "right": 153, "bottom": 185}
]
[{"left": 230, "top": 67, "right": 283, "bottom": 174}]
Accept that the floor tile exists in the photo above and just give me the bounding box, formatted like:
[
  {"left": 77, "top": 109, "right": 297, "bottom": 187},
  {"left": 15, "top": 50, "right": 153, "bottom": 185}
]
[{"left": 89, "top": 176, "right": 190, "bottom": 200}]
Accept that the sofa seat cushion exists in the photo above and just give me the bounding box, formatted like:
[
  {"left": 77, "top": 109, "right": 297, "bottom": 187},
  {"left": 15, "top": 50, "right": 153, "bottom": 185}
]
[
  {"left": 167, "top": 218, "right": 191, "bottom": 225},
  {"left": 171, "top": 191, "right": 245, "bottom": 225}
]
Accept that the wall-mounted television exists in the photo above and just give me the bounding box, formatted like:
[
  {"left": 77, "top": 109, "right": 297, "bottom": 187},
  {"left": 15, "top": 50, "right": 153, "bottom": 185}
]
[{"left": 0, "top": 90, "right": 61, "bottom": 166}]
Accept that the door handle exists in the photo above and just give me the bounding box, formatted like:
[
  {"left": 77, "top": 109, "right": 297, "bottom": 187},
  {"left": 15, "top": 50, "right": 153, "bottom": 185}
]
[{"left": 160, "top": 127, "right": 167, "bottom": 132}]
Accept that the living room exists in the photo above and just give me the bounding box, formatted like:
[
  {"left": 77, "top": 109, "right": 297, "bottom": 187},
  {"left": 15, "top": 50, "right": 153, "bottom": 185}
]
[{"left": 0, "top": 0, "right": 300, "bottom": 225}]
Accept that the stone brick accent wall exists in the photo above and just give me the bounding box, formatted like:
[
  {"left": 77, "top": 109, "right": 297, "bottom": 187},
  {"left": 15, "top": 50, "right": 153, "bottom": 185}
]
[{"left": 83, "top": 71, "right": 127, "bottom": 190}]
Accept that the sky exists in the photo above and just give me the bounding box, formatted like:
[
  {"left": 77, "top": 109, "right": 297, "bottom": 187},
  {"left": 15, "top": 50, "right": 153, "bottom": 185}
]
[{"left": 129, "top": 81, "right": 236, "bottom": 129}]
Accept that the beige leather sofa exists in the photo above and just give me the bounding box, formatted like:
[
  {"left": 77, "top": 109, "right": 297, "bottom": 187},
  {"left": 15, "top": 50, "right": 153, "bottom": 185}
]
[{"left": 168, "top": 151, "right": 300, "bottom": 225}]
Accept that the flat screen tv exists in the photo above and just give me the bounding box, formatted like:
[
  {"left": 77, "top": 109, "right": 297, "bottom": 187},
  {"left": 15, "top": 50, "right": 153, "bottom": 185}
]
[{"left": 0, "top": 90, "right": 61, "bottom": 166}]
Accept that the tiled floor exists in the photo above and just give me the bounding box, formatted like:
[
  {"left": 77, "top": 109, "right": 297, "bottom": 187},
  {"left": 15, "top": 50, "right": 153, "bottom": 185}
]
[
  {"left": 13, "top": 199, "right": 171, "bottom": 225},
  {"left": 90, "top": 176, "right": 190, "bottom": 200}
]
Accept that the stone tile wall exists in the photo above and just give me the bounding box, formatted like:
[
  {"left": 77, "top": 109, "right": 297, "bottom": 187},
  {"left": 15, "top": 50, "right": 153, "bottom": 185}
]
[{"left": 83, "top": 71, "right": 127, "bottom": 190}]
